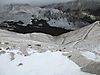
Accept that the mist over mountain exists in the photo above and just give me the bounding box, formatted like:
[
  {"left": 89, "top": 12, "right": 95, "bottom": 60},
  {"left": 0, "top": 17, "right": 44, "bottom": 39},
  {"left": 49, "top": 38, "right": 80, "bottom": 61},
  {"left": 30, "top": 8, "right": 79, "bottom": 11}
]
[
  {"left": 0, "top": 0, "right": 73, "bottom": 6},
  {"left": 42, "top": 0, "right": 100, "bottom": 10}
]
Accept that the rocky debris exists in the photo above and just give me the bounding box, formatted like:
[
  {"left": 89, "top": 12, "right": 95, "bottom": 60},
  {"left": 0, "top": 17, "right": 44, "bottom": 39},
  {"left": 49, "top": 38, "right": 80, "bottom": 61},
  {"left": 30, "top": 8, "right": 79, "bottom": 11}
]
[
  {"left": 19, "top": 45, "right": 29, "bottom": 56},
  {"left": 0, "top": 33, "right": 59, "bottom": 55},
  {"left": 35, "top": 44, "right": 41, "bottom": 47},
  {"left": 0, "top": 41, "right": 29, "bottom": 56},
  {"left": 0, "top": 48, "right": 2, "bottom": 50},
  {"left": 65, "top": 50, "right": 92, "bottom": 67},
  {"left": 0, "top": 42, "right": 11, "bottom": 50},
  {"left": 17, "top": 63, "right": 23, "bottom": 66},
  {"left": 9, "top": 52, "right": 15, "bottom": 61},
  {"left": 0, "top": 51, "right": 6, "bottom": 55}
]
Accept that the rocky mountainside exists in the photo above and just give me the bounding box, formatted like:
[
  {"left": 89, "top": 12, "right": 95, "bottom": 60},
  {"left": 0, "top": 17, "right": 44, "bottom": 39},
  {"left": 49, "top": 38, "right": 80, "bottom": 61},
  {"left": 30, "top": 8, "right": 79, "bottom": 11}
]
[
  {"left": 0, "top": 20, "right": 72, "bottom": 36},
  {"left": 0, "top": 1, "right": 100, "bottom": 32},
  {"left": 0, "top": 4, "right": 76, "bottom": 30},
  {"left": 1, "top": 3, "right": 97, "bottom": 33},
  {"left": 1, "top": 3, "right": 98, "bottom": 36},
  {"left": 41, "top": 0, "right": 100, "bottom": 27},
  {"left": 0, "top": 21, "right": 100, "bottom": 75},
  {"left": 0, "top": 1, "right": 100, "bottom": 75}
]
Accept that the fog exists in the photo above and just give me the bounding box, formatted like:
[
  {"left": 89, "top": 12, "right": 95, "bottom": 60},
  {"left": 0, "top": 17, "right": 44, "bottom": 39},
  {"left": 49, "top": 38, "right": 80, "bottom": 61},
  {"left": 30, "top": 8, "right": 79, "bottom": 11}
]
[{"left": 0, "top": 0, "right": 73, "bottom": 6}]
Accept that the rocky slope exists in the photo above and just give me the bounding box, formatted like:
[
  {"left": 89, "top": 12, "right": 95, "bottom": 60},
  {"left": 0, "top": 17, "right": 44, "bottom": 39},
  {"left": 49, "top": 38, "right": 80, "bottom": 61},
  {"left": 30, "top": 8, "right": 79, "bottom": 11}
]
[
  {"left": 56, "top": 21, "right": 100, "bottom": 75},
  {"left": 0, "top": 4, "right": 76, "bottom": 30},
  {"left": 41, "top": 0, "right": 100, "bottom": 27},
  {"left": 0, "top": 19, "right": 72, "bottom": 36},
  {"left": 0, "top": 21, "right": 100, "bottom": 75},
  {"left": 1, "top": 3, "right": 100, "bottom": 36},
  {"left": 0, "top": 2, "right": 100, "bottom": 75},
  {"left": 1, "top": 2, "right": 98, "bottom": 33}
]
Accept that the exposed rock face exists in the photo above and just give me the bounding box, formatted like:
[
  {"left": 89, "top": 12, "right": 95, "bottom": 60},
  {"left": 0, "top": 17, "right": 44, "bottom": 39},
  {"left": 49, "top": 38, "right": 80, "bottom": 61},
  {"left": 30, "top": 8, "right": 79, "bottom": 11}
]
[
  {"left": 1, "top": 3, "right": 97, "bottom": 31},
  {"left": 0, "top": 4, "right": 76, "bottom": 30},
  {"left": 41, "top": 0, "right": 100, "bottom": 27},
  {"left": 0, "top": 2, "right": 100, "bottom": 31},
  {"left": 0, "top": 19, "right": 73, "bottom": 36},
  {"left": 81, "top": 61, "right": 100, "bottom": 75}
]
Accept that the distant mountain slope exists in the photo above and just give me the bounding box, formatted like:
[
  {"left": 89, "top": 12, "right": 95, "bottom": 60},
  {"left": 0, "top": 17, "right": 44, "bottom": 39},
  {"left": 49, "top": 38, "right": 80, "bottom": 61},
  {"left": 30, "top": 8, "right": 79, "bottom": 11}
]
[
  {"left": 0, "top": 3, "right": 92, "bottom": 31},
  {"left": 0, "top": 4, "right": 76, "bottom": 30},
  {"left": 41, "top": 0, "right": 100, "bottom": 25},
  {"left": 41, "top": 0, "right": 100, "bottom": 10},
  {"left": 0, "top": 2, "right": 100, "bottom": 35}
]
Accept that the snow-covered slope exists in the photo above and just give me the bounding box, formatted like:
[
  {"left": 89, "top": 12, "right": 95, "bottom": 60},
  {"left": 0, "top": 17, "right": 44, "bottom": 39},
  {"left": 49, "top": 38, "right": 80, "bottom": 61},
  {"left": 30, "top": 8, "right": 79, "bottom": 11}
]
[
  {"left": 0, "top": 29, "right": 95, "bottom": 75},
  {"left": 0, "top": 50, "right": 94, "bottom": 75},
  {"left": 56, "top": 21, "right": 100, "bottom": 54},
  {"left": 56, "top": 21, "right": 100, "bottom": 75},
  {"left": 0, "top": 21, "right": 100, "bottom": 75}
]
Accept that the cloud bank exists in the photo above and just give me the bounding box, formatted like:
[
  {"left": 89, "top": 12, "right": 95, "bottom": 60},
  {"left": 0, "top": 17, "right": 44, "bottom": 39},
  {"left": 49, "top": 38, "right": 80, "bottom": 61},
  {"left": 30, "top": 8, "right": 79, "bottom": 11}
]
[{"left": 0, "top": 0, "right": 73, "bottom": 6}]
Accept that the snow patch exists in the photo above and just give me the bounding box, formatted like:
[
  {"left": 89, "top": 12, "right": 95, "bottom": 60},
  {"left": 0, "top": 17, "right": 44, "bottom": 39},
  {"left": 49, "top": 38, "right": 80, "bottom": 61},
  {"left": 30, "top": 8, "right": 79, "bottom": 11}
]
[
  {"left": 0, "top": 50, "right": 93, "bottom": 75},
  {"left": 81, "top": 51, "right": 100, "bottom": 62}
]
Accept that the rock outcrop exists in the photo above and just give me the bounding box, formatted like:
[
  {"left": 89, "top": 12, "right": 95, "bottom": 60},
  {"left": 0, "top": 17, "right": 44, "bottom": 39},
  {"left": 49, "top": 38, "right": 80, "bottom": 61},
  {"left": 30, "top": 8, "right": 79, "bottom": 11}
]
[{"left": 0, "top": 19, "right": 72, "bottom": 36}]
